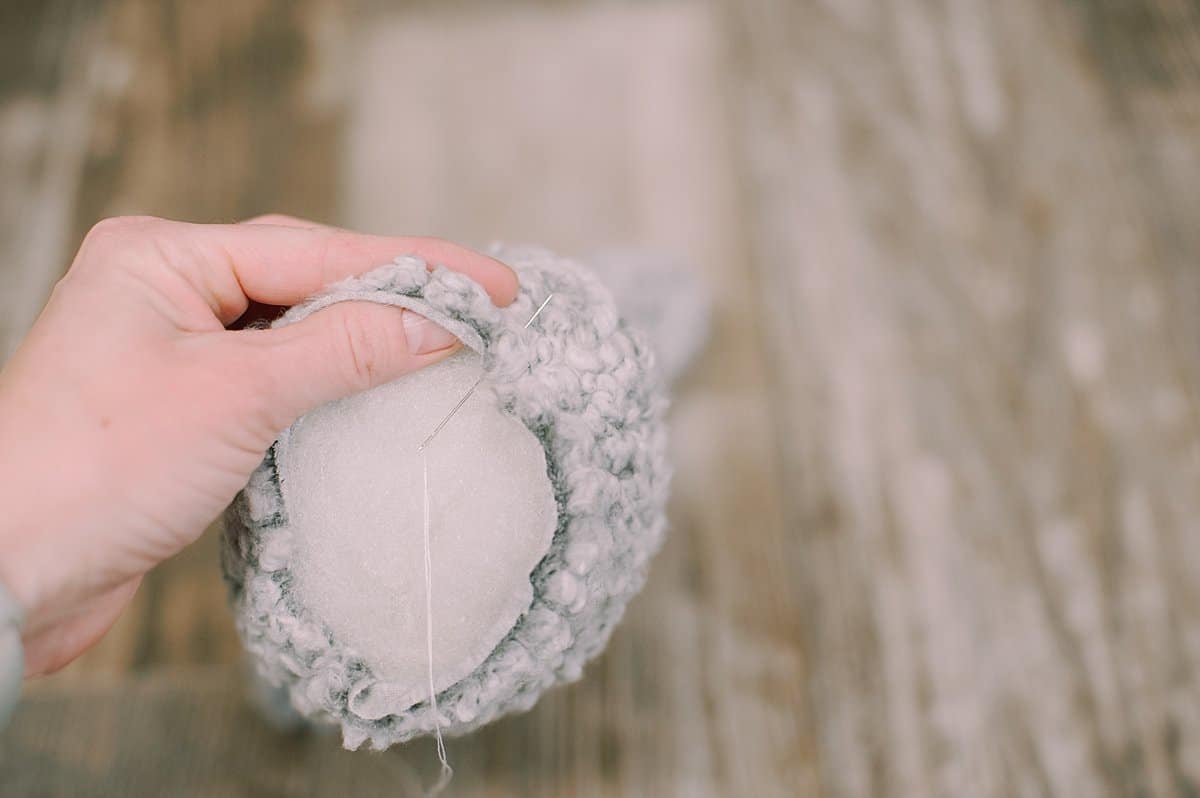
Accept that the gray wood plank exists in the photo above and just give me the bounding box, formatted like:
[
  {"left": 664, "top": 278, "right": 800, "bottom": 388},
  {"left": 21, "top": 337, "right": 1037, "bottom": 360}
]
[
  {"left": 0, "top": 1, "right": 106, "bottom": 360},
  {"left": 725, "top": 0, "right": 1200, "bottom": 795}
]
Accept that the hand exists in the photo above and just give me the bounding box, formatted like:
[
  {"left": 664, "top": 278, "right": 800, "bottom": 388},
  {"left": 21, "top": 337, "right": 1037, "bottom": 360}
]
[{"left": 0, "top": 214, "right": 517, "bottom": 676}]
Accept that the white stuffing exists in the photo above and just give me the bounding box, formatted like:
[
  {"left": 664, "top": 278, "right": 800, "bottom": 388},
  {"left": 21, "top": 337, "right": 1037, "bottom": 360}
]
[{"left": 283, "top": 351, "right": 557, "bottom": 710}]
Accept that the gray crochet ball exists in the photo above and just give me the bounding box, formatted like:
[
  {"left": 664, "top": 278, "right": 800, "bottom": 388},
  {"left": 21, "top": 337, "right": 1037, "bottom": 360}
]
[{"left": 221, "top": 245, "right": 670, "bottom": 751}]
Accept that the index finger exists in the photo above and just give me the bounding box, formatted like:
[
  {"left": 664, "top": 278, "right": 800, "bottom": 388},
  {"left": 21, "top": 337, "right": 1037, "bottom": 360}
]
[{"left": 101, "top": 217, "right": 519, "bottom": 324}]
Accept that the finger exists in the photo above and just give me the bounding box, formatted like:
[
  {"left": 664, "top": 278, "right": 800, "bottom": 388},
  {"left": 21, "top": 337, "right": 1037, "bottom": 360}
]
[
  {"left": 234, "top": 217, "right": 353, "bottom": 325},
  {"left": 206, "top": 219, "right": 517, "bottom": 308},
  {"left": 230, "top": 215, "right": 312, "bottom": 328},
  {"left": 96, "top": 216, "right": 518, "bottom": 324},
  {"left": 238, "top": 301, "right": 462, "bottom": 425}
]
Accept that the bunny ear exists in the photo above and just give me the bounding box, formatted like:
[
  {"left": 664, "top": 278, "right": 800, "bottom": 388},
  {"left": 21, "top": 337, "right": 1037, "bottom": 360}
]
[{"left": 584, "top": 250, "right": 712, "bottom": 385}]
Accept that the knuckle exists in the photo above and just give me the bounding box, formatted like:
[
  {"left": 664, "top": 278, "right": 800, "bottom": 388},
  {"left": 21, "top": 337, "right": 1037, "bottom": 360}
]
[
  {"left": 84, "top": 215, "right": 161, "bottom": 243},
  {"left": 246, "top": 213, "right": 309, "bottom": 227},
  {"left": 240, "top": 369, "right": 294, "bottom": 445},
  {"left": 77, "top": 215, "right": 164, "bottom": 266},
  {"left": 322, "top": 229, "right": 366, "bottom": 260},
  {"left": 335, "top": 308, "right": 392, "bottom": 392},
  {"left": 315, "top": 230, "right": 374, "bottom": 282}
]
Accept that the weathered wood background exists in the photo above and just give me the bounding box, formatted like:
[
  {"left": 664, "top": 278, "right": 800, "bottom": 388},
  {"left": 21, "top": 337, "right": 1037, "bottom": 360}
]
[{"left": 1, "top": 0, "right": 1198, "bottom": 795}]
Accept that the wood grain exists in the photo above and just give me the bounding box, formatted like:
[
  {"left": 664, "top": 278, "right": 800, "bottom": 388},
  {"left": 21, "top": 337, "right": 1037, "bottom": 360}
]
[
  {"left": 726, "top": 0, "right": 1200, "bottom": 795},
  {"left": 0, "top": 1, "right": 105, "bottom": 360},
  {"left": 2, "top": 2, "right": 812, "bottom": 796},
  {"left": 2, "top": 0, "right": 1200, "bottom": 795}
]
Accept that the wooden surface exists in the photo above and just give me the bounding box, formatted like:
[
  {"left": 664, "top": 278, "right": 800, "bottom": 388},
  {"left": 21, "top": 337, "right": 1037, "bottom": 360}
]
[
  {"left": 729, "top": 1, "right": 1200, "bottom": 795},
  {"left": 0, "top": 0, "right": 1198, "bottom": 796}
]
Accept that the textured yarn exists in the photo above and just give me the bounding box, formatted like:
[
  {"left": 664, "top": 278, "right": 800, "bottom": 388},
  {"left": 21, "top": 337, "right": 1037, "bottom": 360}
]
[{"left": 221, "top": 245, "right": 670, "bottom": 751}]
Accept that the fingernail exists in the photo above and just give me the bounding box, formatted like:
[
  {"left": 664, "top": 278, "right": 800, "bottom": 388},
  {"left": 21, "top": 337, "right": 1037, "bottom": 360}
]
[{"left": 403, "top": 311, "right": 459, "bottom": 354}]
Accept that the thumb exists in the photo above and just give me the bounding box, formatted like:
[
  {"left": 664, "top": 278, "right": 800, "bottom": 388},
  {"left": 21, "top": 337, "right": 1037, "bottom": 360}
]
[{"left": 243, "top": 301, "right": 461, "bottom": 426}]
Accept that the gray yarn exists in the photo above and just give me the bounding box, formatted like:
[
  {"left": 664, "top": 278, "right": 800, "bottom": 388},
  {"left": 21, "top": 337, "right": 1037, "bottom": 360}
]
[
  {"left": 221, "top": 244, "right": 670, "bottom": 751},
  {"left": 586, "top": 250, "right": 711, "bottom": 386}
]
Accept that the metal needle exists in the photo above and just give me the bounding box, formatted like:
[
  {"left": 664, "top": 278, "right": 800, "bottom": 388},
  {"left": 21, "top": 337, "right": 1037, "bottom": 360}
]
[{"left": 416, "top": 293, "right": 554, "bottom": 452}]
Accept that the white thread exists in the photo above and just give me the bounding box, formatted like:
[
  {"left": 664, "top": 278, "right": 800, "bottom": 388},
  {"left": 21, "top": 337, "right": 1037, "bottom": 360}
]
[
  {"left": 414, "top": 293, "right": 554, "bottom": 796},
  {"left": 421, "top": 450, "right": 453, "bottom": 796}
]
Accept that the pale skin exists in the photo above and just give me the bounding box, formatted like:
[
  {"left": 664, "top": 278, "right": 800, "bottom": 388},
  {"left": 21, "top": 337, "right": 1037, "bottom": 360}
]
[{"left": 0, "top": 214, "right": 518, "bottom": 677}]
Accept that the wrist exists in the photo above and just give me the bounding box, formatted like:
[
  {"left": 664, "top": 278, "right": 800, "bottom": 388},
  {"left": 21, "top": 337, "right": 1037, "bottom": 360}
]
[
  {"left": 0, "top": 501, "right": 58, "bottom": 639},
  {"left": 0, "top": 393, "right": 75, "bottom": 637}
]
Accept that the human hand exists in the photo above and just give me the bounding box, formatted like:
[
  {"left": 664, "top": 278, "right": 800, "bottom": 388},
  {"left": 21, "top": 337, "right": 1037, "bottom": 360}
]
[{"left": 0, "top": 214, "right": 517, "bottom": 676}]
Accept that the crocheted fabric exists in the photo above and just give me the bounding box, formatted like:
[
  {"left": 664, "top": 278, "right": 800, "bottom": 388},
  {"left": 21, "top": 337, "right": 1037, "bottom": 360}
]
[{"left": 221, "top": 245, "right": 670, "bottom": 751}]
